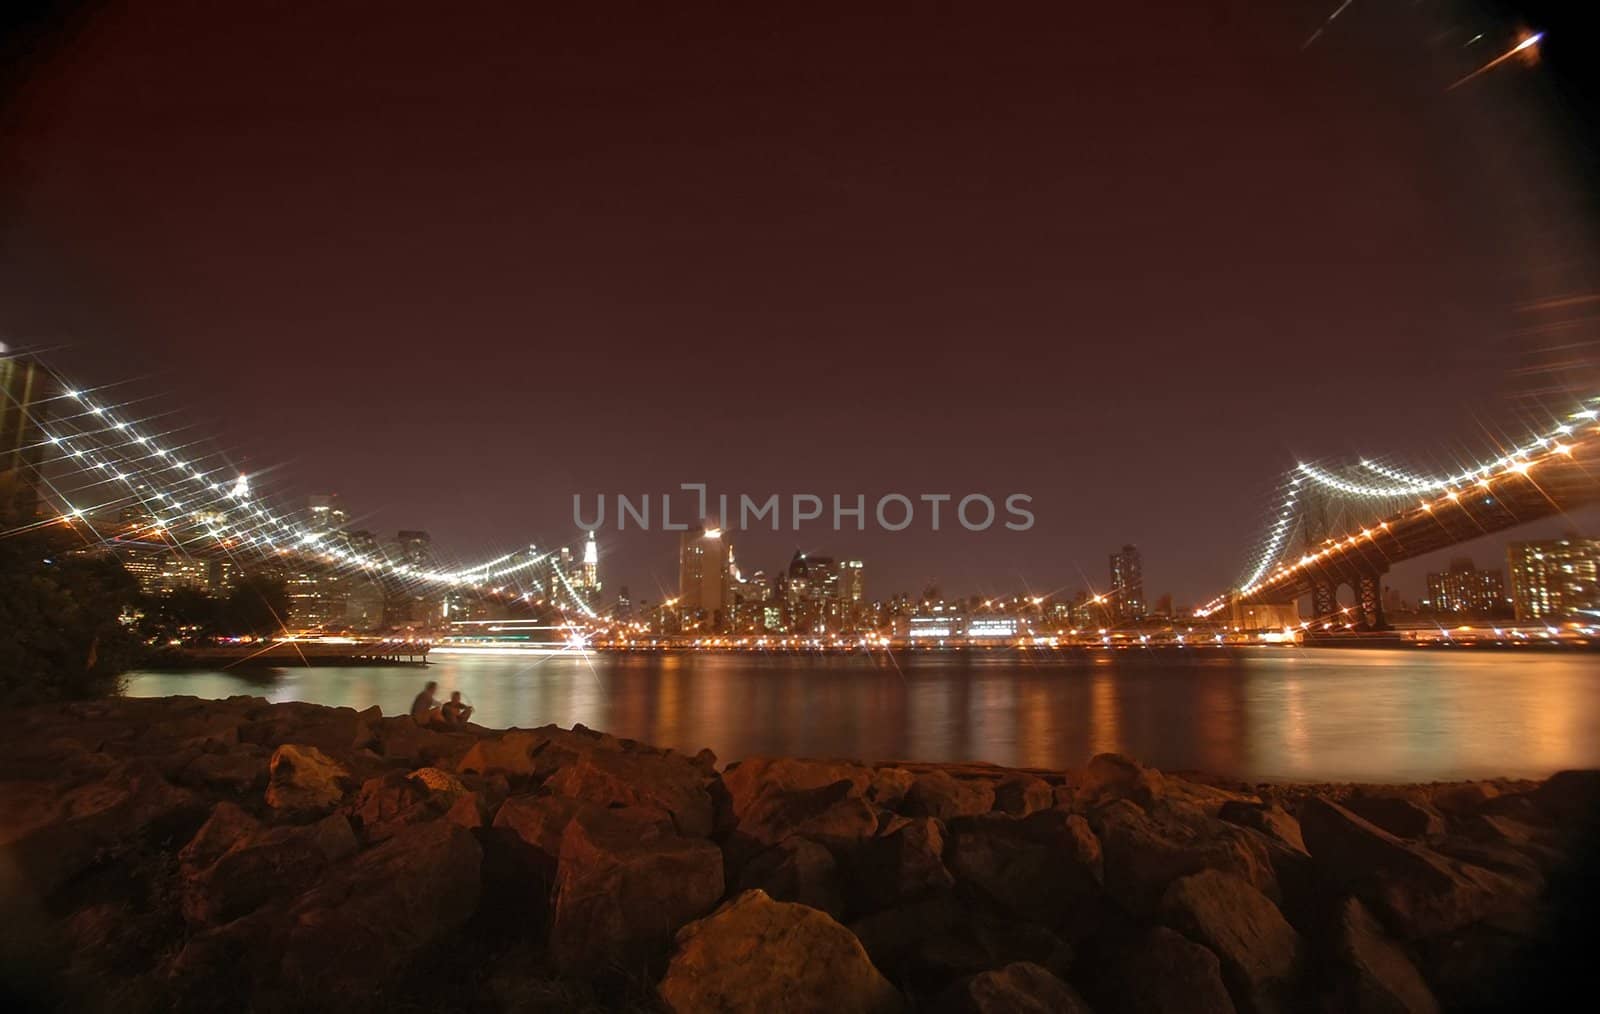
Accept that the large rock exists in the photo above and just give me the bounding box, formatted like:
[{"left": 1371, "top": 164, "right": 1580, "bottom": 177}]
[
  {"left": 543, "top": 747, "right": 715, "bottom": 837},
  {"left": 457, "top": 729, "right": 551, "bottom": 778},
  {"left": 0, "top": 759, "right": 199, "bottom": 898},
  {"left": 372, "top": 716, "right": 476, "bottom": 767},
  {"left": 1325, "top": 897, "right": 1439, "bottom": 1014},
  {"left": 1159, "top": 869, "right": 1301, "bottom": 1014},
  {"left": 721, "top": 759, "right": 880, "bottom": 860},
  {"left": 851, "top": 816, "right": 954, "bottom": 912},
  {"left": 550, "top": 806, "right": 725, "bottom": 972},
  {"left": 1084, "top": 926, "right": 1237, "bottom": 1014},
  {"left": 867, "top": 767, "right": 918, "bottom": 809},
  {"left": 1078, "top": 753, "right": 1165, "bottom": 808},
  {"left": 848, "top": 896, "right": 1073, "bottom": 993},
  {"left": 657, "top": 889, "right": 903, "bottom": 1014},
  {"left": 182, "top": 813, "right": 358, "bottom": 925},
  {"left": 1298, "top": 798, "right": 1521, "bottom": 939},
  {"left": 265, "top": 744, "right": 351, "bottom": 813},
  {"left": 944, "top": 811, "right": 1102, "bottom": 928},
  {"left": 1218, "top": 802, "right": 1306, "bottom": 854},
  {"left": 738, "top": 836, "right": 846, "bottom": 919},
  {"left": 278, "top": 820, "right": 482, "bottom": 998},
  {"left": 350, "top": 767, "right": 472, "bottom": 842},
  {"left": 1530, "top": 768, "right": 1600, "bottom": 822},
  {"left": 903, "top": 770, "right": 997, "bottom": 821},
  {"left": 1093, "top": 799, "right": 1276, "bottom": 914},
  {"left": 175, "top": 746, "right": 271, "bottom": 793},
  {"left": 1343, "top": 795, "right": 1446, "bottom": 840},
  {"left": 992, "top": 774, "right": 1054, "bottom": 817},
  {"left": 933, "top": 961, "right": 1092, "bottom": 1014}
]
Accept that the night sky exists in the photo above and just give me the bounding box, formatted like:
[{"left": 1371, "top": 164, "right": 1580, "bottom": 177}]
[{"left": 3, "top": 1, "right": 1596, "bottom": 606}]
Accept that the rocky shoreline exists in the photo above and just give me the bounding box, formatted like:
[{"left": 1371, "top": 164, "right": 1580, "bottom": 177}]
[{"left": 1, "top": 695, "right": 1594, "bottom": 1013}]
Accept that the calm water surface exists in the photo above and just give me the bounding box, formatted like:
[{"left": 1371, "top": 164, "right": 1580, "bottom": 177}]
[{"left": 124, "top": 649, "right": 1600, "bottom": 783}]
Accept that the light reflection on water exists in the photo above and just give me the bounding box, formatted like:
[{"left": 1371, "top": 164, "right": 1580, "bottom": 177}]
[{"left": 123, "top": 649, "right": 1600, "bottom": 782}]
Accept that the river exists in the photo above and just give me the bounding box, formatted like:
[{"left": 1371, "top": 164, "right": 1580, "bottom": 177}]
[{"left": 123, "top": 648, "right": 1600, "bottom": 783}]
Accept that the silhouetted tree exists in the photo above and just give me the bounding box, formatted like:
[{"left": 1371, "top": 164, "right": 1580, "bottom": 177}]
[{"left": 0, "top": 535, "right": 143, "bottom": 702}]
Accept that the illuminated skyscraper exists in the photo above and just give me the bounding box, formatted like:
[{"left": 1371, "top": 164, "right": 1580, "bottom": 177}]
[
  {"left": 1508, "top": 538, "right": 1600, "bottom": 621},
  {"left": 679, "top": 525, "right": 731, "bottom": 631},
  {"left": 308, "top": 494, "right": 348, "bottom": 532},
  {"left": 1424, "top": 557, "right": 1506, "bottom": 616},
  {"left": 1109, "top": 544, "right": 1146, "bottom": 623},
  {"left": 0, "top": 352, "right": 54, "bottom": 524}
]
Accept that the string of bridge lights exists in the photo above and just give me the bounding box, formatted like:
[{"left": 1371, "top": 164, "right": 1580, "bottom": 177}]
[
  {"left": 32, "top": 382, "right": 599, "bottom": 617},
  {"left": 1207, "top": 398, "right": 1600, "bottom": 619}
]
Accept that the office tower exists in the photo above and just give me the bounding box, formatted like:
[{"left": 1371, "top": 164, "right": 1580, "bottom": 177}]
[
  {"left": 1109, "top": 544, "right": 1146, "bottom": 623},
  {"left": 679, "top": 525, "right": 732, "bottom": 631},
  {"left": 1507, "top": 538, "right": 1600, "bottom": 620},
  {"left": 307, "top": 494, "right": 348, "bottom": 532},
  {"left": 1423, "top": 557, "right": 1506, "bottom": 616}
]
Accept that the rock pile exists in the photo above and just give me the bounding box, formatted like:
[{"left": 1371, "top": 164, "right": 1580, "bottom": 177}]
[{"left": 0, "top": 695, "right": 1592, "bottom": 1012}]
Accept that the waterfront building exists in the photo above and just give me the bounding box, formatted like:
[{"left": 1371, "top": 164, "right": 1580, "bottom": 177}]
[
  {"left": 679, "top": 525, "right": 732, "bottom": 631},
  {"left": 1423, "top": 557, "right": 1507, "bottom": 616},
  {"left": 307, "top": 494, "right": 348, "bottom": 532},
  {"left": 1508, "top": 537, "right": 1600, "bottom": 621},
  {"left": 0, "top": 352, "right": 53, "bottom": 525},
  {"left": 1109, "top": 544, "right": 1146, "bottom": 623},
  {"left": 907, "top": 608, "right": 964, "bottom": 641},
  {"left": 781, "top": 551, "right": 840, "bottom": 633}
]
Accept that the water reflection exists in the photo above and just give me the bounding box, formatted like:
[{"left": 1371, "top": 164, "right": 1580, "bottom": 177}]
[{"left": 123, "top": 648, "right": 1600, "bottom": 782}]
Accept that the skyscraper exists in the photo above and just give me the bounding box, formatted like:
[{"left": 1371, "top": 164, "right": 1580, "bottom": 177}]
[
  {"left": 1109, "top": 544, "right": 1146, "bottom": 623},
  {"left": 679, "top": 525, "right": 732, "bottom": 631},
  {"left": 1507, "top": 538, "right": 1600, "bottom": 621},
  {"left": 1424, "top": 557, "right": 1506, "bottom": 616},
  {"left": 307, "top": 494, "right": 348, "bottom": 532},
  {"left": 0, "top": 352, "right": 54, "bottom": 525}
]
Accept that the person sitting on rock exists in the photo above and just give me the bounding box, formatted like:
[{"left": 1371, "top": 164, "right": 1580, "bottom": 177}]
[
  {"left": 410, "top": 681, "right": 440, "bottom": 726},
  {"left": 439, "top": 690, "right": 473, "bottom": 729}
]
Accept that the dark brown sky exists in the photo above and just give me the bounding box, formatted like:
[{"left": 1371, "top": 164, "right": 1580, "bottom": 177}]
[{"left": 3, "top": 1, "right": 1595, "bottom": 604}]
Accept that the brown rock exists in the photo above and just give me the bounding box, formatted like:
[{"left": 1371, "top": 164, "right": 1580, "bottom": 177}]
[
  {"left": 903, "top": 770, "right": 997, "bottom": 821},
  {"left": 738, "top": 836, "right": 845, "bottom": 918},
  {"left": 1298, "top": 797, "right": 1520, "bottom": 939},
  {"left": 1428, "top": 782, "right": 1499, "bottom": 815},
  {"left": 725, "top": 773, "right": 879, "bottom": 858},
  {"left": 993, "top": 774, "right": 1054, "bottom": 817},
  {"left": 1218, "top": 802, "right": 1307, "bottom": 854},
  {"left": 373, "top": 716, "right": 475, "bottom": 767},
  {"left": 867, "top": 767, "right": 918, "bottom": 808},
  {"left": 1159, "top": 869, "right": 1301, "bottom": 1014},
  {"left": 1343, "top": 795, "right": 1446, "bottom": 840},
  {"left": 1088, "top": 926, "right": 1237, "bottom": 1014},
  {"left": 852, "top": 815, "right": 954, "bottom": 912},
  {"left": 456, "top": 729, "right": 549, "bottom": 778},
  {"left": 945, "top": 811, "right": 1102, "bottom": 927},
  {"left": 1093, "top": 799, "right": 1277, "bottom": 914},
  {"left": 1080, "top": 753, "right": 1165, "bottom": 808},
  {"left": 1530, "top": 768, "right": 1600, "bottom": 821},
  {"left": 934, "top": 961, "right": 1092, "bottom": 1014},
  {"left": 176, "top": 746, "right": 270, "bottom": 793},
  {"left": 658, "top": 889, "right": 903, "bottom": 1014},
  {"left": 178, "top": 800, "right": 262, "bottom": 873},
  {"left": 265, "top": 743, "right": 351, "bottom": 814},
  {"left": 1326, "top": 898, "right": 1439, "bottom": 1014},
  {"left": 183, "top": 813, "right": 358, "bottom": 925},
  {"left": 550, "top": 806, "right": 725, "bottom": 973},
  {"left": 543, "top": 747, "right": 716, "bottom": 837},
  {"left": 723, "top": 756, "right": 873, "bottom": 811},
  {"left": 279, "top": 820, "right": 482, "bottom": 999}
]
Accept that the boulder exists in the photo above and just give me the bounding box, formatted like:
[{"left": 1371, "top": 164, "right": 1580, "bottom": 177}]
[
  {"left": 1159, "top": 870, "right": 1301, "bottom": 1014},
  {"left": 178, "top": 800, "right": 262, "bottom": 873},
  {"left": 1298, "top": 798, "right": 1520, "bottom": 939},
  {"left": 738, "top": 836, "right": 845, "bottom": 919},
  {"left": 848, "top": 896, "right": 1073, "bottom": 993},
  {"left": 867, "top": 767, "right": 918, "bottom": 809},
  {"left": 549, "top": 806, "right": 725, "bottom": 973},
  {"left": 0, "top": 759, "right": 199, "bottom": 898},
  {"left": 944, "top": 811, "right": 1102, "bottom": 927},
  {"left": 1079, "top": 753, "right": 1164, "bottom": 808},
  {"left": 456, "top": 729, "right": 549, "bottom": 778},
  {"left": 851, "top": 816, "right": 953, "bottom": 912},
  {"left": 182, "top": 814, "right": 358, "bottom": 926},
  {"left": 1428, "top": 782, "right": 1499, "bottom": 816},
  {"left": 1218, "top": 802, "right": 1306, "bottom": 854},
  {"left": 1085, "top": 926, "right": 1237, "bottom": 1014},
  {"left": 1093, "top": 799, "right": 1277, "bottom": 914},
  {"left": 1343, "top": 795, "right": 1446, "bottom": 840},
  {"left": 543, "top": 748, "right": 715, "bottom": 837},
  {"left": 933, "top": 961, "right": 1092, "bottom": 1014},
  {"left": 278, "top": 820, "right": 482, "bottom": 999},
  {"left": 175, "top": 746, "right": 271, "bottom": 793},
  {"left": 373, "top": 716, "right": 475, "bottom": 767},
  {"left": 992, "top": 774, "right": 1054, "bottom": 817},
  {"left": 725, "top": 776, "right": 879, "bottom": 860},
  {"left": 1530, "top": 768, "right": 1600, "bottom": 822},
  {"left": 265, "top": 744, "right": 351, "bottom": 814},
  {"left": 903, "top": 770, "right": 997, "bottom": 821},
  {"left": 657, "top": 889, "right": 903, "bottom": 1014},
  {"left": 1325, "top": 898, "right": 1439, "bottom": 1014}
]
